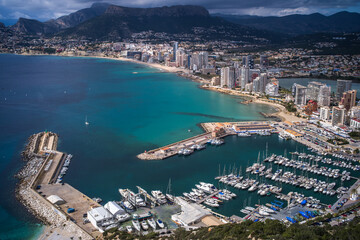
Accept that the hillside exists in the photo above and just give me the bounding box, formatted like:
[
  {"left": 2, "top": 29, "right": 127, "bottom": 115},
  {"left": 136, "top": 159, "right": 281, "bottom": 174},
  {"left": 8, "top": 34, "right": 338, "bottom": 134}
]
[
  {"left": 11, "top": 3, "right": 109, "bottom": 35},
  {"left": 101, "top": 218, "right": 360, "bottom": 240},
  {"left": 218, "top": 11, "right": 360, "bottom": 35},
  {"left": 58, "top": 5, "right": 281, "bottom": 42}
]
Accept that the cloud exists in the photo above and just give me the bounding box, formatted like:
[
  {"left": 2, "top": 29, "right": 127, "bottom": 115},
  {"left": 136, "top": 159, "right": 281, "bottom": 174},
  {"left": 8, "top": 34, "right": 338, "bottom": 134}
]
[
  {"left": 9, "top": 11, "right": 31, "bottom": 19},
  {"left": 0, "top": 0, "right": 359, "bottom": 19}
]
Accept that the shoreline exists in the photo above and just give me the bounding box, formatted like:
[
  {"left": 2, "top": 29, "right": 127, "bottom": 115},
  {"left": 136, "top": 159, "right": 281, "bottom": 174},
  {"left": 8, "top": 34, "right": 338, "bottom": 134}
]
[
  {"left": 14, "top": 52, "right": 293, "bottom": 120},
  {"left": 18, "top": 52, "right": 189, "bottom": 74},
  {"left": 200, "top": 85, "right": 303, "bottom": 123}
]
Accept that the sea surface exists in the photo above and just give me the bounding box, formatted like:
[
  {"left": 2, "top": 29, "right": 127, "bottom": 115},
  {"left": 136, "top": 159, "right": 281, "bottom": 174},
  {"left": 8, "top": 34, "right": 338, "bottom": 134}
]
[{"left": 0, "top": 54, "right": 358, "bottom": 239}]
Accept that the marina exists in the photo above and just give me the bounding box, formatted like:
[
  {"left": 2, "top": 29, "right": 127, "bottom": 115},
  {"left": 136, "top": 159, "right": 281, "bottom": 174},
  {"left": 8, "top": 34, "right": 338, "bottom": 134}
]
[{"left": 13, "top": 126, "right": 360, "bottom": 239}]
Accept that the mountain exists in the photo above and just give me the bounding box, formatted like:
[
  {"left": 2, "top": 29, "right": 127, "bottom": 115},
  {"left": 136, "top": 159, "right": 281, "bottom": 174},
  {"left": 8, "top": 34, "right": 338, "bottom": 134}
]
[
  {"left": 11, "top": 18, "right": 58, "bottom": 35},
  {"left": 47, "top": 2, "right": 110, "bottom": 29},
  {"left": 58, "top": 5, "right": 281, "bottom": 42},
  {"left": 0, "top": 22, "right": 5, "bottom": 29},
  {"left": 217, "top": 11, "right": 360, "bottom": 35},
  {"left": 11, "top": 3, "right": 110, "bottom": 35}
]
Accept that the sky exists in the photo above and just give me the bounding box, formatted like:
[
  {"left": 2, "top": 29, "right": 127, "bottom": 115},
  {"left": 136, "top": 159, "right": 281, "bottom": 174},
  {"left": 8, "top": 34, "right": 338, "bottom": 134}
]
[{"left": 0, "top": 0, "right": 360, "bottom": 22}]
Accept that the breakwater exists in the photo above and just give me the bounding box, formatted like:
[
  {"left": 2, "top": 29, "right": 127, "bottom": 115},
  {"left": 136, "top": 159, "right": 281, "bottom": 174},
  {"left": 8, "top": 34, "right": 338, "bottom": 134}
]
[{"left": 15, "top": 132, "right": 93, "bottom": 240}]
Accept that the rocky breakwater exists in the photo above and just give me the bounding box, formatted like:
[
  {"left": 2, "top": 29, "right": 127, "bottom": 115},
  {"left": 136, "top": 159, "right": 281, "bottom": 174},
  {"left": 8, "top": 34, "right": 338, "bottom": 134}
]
[{"left": 15, "top": 132, "right": 92, "bottom": 240}]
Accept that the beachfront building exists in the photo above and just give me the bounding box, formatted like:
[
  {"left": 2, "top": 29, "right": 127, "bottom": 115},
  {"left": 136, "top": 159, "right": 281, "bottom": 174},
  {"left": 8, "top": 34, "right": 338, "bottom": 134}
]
[
  {"left": 265, "top": 81, "right": 279, "bottom": 96},
  {"left": 245, "top": 82, "right": 253, "bottom": 92},
  {"left": 294, "top": 84, "right": 307, "bottom": 105},
  {"left": 318, "top": 85, "right": 331, "bottom": 106},
  {"left": 332, "top": 106, "right": 346, "bottom": 126},
  {"left": 173, "top": 41, "right": 178, "bottom": 61},
  {"left": 259, "top": 73, "right": 268, "bottom": 93},
  {"left": 340, "top": 90, "right": 357, "bottom": 111},
  {"left": 337, "top": 79, "right": 352, "bottom": 100},
  {"left": 253, "top": 77, "right": 260, "bottom": 92},
  {"left": 240, "top": 66, "right": 250, "bottom": 90},
  {"left": 220, "top": 67, "right": 235, "bottom": 88},
  {"left": 306, "top": 81, "right": 323, "bottom": 101},
  {"left": 320, "top": 106, "right": 331, "bottom": 121}
]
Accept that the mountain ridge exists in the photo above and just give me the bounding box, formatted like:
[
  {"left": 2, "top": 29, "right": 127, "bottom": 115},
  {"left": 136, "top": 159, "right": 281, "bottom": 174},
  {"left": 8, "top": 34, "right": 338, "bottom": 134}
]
[
  {"left": 57, "top": 5, "right": 282, "bottom": 42},
  {"left": 215, "top": 11, "right": 360, "bottom": 35},
  {"left": 11, "top": 3, "right": 110, "bottom": 34}
]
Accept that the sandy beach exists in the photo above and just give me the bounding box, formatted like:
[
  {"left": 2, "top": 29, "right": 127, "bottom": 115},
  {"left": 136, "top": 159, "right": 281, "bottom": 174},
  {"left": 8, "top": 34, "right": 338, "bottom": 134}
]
[{"left": 202, "top": 85, "right": 303, "bottom": 123}]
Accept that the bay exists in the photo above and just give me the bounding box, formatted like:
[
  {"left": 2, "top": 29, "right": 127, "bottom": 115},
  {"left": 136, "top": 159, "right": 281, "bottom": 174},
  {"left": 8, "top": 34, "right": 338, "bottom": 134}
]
[{"left": 1, "top": 54, "right": 357, "bottom": 239}]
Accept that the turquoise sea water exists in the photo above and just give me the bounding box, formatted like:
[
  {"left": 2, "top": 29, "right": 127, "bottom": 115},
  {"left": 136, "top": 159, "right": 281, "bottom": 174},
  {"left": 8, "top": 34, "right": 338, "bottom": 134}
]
[{"left": 0, "top": 54, "right": 358, "bottom": 239}]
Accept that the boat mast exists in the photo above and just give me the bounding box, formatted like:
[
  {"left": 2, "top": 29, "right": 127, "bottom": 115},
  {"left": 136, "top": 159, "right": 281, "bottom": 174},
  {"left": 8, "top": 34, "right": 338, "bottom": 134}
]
[{"left": 266, "top": 142, "right": 268, "bottom": 158}]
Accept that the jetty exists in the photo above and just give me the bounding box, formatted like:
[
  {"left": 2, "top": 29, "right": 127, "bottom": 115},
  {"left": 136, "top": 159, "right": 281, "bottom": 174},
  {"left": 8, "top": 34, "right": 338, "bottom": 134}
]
[
  {"left": 16, "top": 132, "right": 100, "bottom": 240},
  {"left": 196, "top": 190, "right": 221, "bottom": 204},
  {"left": 137, "top": 121, "right": 274, "bottom": 160}
]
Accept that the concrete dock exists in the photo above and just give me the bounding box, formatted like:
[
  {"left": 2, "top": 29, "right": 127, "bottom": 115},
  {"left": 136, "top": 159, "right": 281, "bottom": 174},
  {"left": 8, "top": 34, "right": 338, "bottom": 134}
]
[
  {"left": 17, "top": 132, "right": 98, "bottom": 240},
  {"left": 137, "top": 121, "right": 274, "bottom": 160}
]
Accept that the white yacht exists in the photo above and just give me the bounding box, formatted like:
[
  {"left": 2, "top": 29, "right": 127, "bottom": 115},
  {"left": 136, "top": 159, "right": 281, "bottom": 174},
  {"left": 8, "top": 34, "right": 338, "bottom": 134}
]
[
  {"left": 122, "top": 201, "right": 134, "bottom": 210},
  {"left": 126, "top": 225, "right": 133, "bottom": 233},
  {"left": 238, "top": 132, "right": 251, "bottom": 137},
  {"left": 183, "top": 148, "right": 193, "bottom": 155},
  {"left": 147, "top": 218, "right": 157, "bottom": 230},
  {"left": 151, "top": 190, "right": 167, "bottom": 204},
  {"left": 132, "top": 219, "right": 141, "bottom": 231},
  {"left": 204, "top": 199, "right": 219, "bottom": 207},
  {"left": 119, "top": 188, "right": 130, "bottom": 199},
  {"left": 156, "top": 219, "right": 165, "bottom": 229},
  {"left": 85, "top": 115, "right": 89, "bottom": 125},
  {"left": 141, "top": 221, "right": 149, "bottom": 231}
]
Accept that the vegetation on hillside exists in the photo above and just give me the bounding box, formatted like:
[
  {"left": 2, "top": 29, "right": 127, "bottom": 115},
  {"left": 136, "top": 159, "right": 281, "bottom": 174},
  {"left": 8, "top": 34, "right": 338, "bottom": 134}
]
[{"left": 103, "top": 218, "right": 360, "bottom": 240}]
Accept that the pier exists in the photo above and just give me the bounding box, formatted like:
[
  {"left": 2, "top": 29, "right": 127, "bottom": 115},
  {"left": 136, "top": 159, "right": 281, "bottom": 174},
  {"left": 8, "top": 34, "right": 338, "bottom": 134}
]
[
  {"left": 137, "top": 132, "right": 217, "bottom": 160},
  {"left": 17, "top": 132, "right": 99, "bottom": 240},
  {"left": 137, "top": 121, "right": 275, "bottom": 160},
  {"left": 196, "top": 190, "right": 221, "bottom": 204}
]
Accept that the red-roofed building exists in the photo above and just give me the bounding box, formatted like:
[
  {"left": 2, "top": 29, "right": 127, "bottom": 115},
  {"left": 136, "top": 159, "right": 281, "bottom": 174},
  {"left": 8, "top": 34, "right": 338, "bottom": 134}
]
[{"left": 304, "top": 100, "right": 318, "bottom": 115}]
